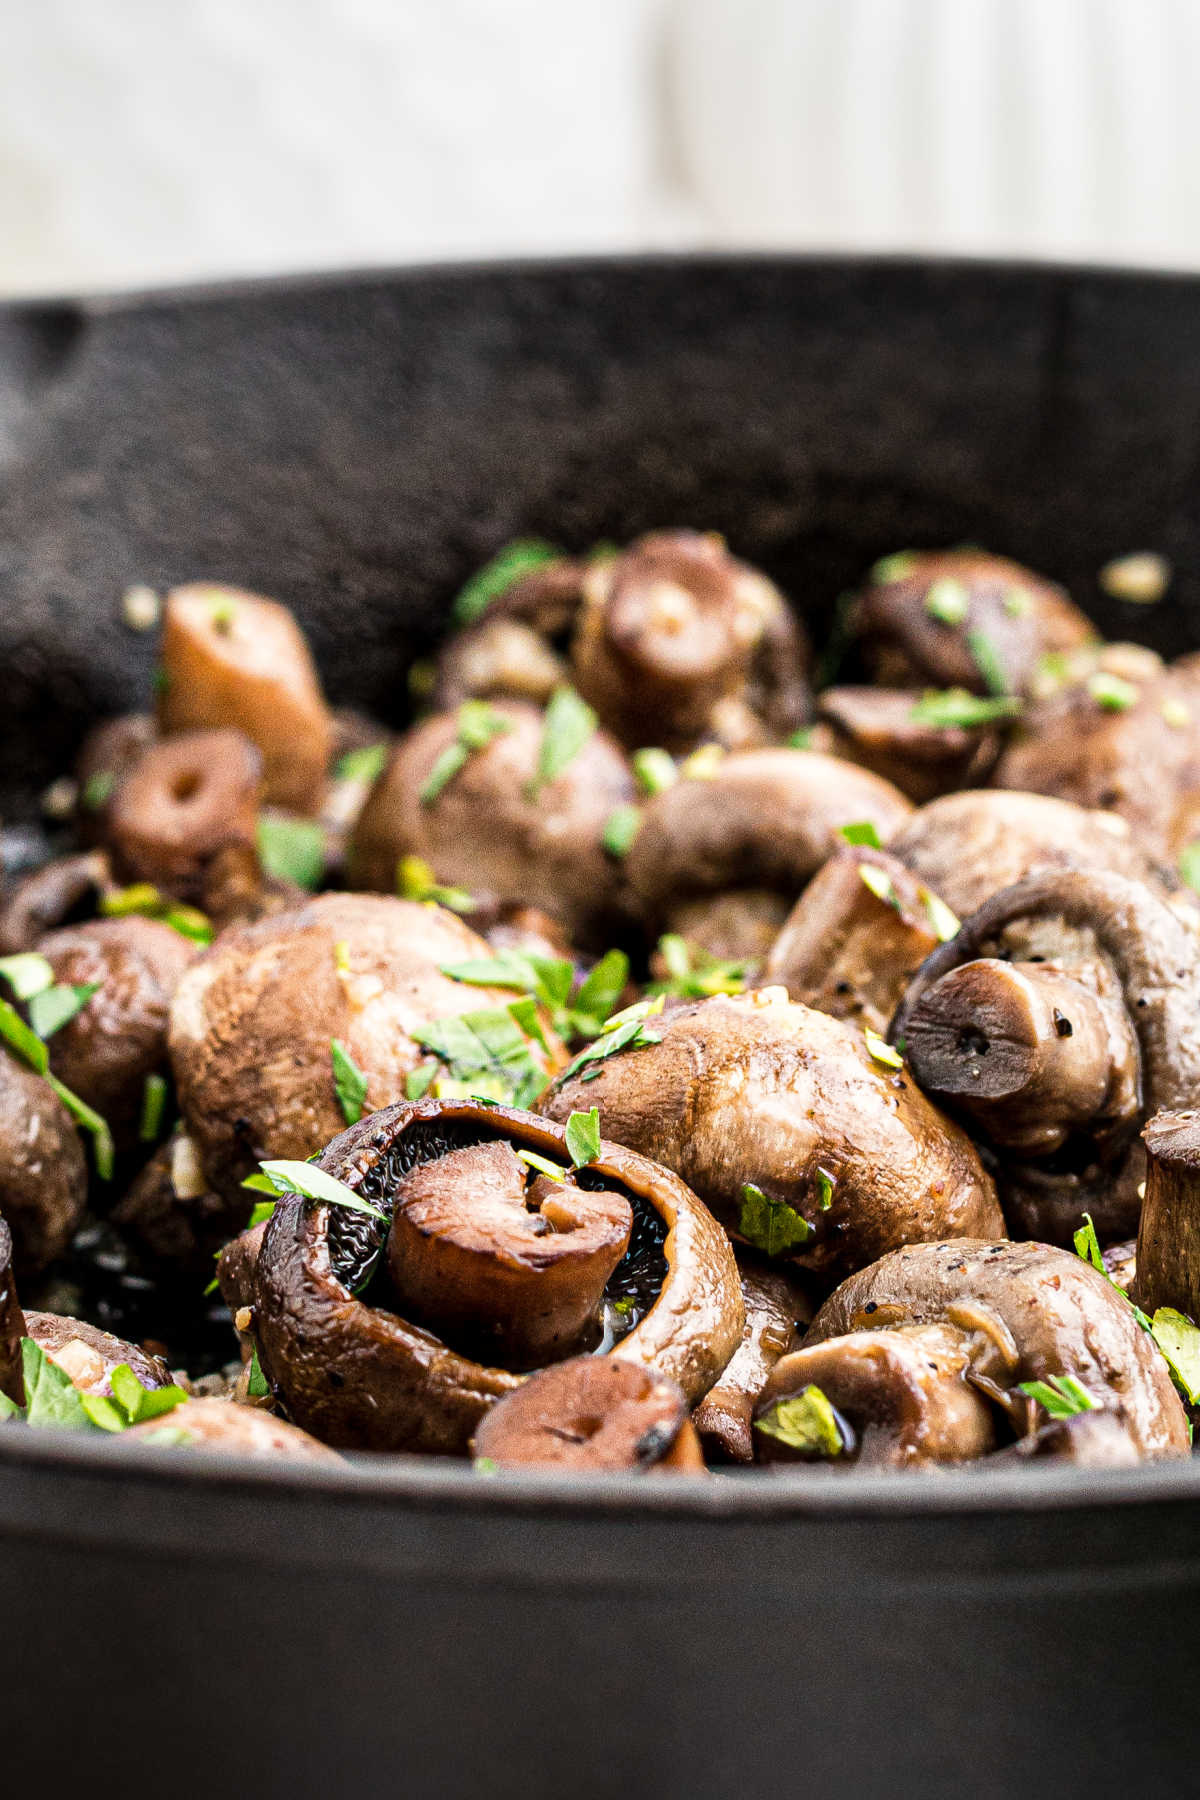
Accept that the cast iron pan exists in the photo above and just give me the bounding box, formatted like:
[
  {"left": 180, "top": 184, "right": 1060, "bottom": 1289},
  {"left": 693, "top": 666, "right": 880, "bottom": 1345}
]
[{"left": 2, "top": 256, "right": 1200, "bottom": 1799}]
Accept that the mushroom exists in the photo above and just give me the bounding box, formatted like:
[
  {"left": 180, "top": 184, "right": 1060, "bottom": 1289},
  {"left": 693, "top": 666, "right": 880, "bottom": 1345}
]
[
  {"left": 850, "top": 549, "right": 1095, "bottom": 696},
  {"left": 157, "top": 583, "right": 334, "bottom": 815},
  {"left": 623, "top": 749, "right": 913, "bottom": 967},
  {"left": 791, "top": 1239, "right": 1189, "bottom": 1463},
  {"left": 1133, "top": 1110, "right": 1200, "bottom": 1319},
  {"left": 124, "top": 1397, "right": 340, "bottom": 1460},
  {"left": 74, "top": 713, "right": 157, "bottom": 839},
  {"left": 0, "top": 1217, "right": 23, "bottom": 1405},
  {"left": 569, "top": 531, "right": 810, "bottom": 751},
  {"left": 349, "top": 699, "right": 635, "bottom": 943},
  {"left": 765, "top": 844, "right": 955, "bottom": 1035},
  {"left": 238, "top": 1098, "right": 743, "bottom": 1454},
  {"left": 34, "top": 917, "right": 197, "bottom": 1149},
  {"left": 692, "top": 1253, "right": 812, "bottom": 1463},
  {"left": 987, "top": 1410, "right": 1143, "bottom": 1467},
  {"left": 541, "top": 989, "right": 1003, "bottom": 1287},
  {"left": 887, "top": 788, "right": 1187, "bottom": 921},
  {"left": 108, "top": 1135, "right": 230, "bottom": 1272},
  {"left": 993, "top": 644, "right": 1200, "bottom": 864},
  {"left": 168, "top": 893, "right": 562, "bottom": 1214},
  {"left": 21, "top": 1310, "right": 173, "bottom": 1397},
  {"left": 0, "top": 851, "right": 110, "bottom": 954},
  {"left": 435, "top": 556, "right": 586, "bottom": 711},
  {"left": 385, "top": 1139, "right": 633, "bottom": 1369},
  {"left": 815, "top": 686, "right": 1004, "bottom": 803},
  {"left": 105, "top": 729, "right": 263, "bottom": 909},
  {"left": 894, "top": 868, "right": 1200, "bottom": 1242},
  {"left": 0, "top": 1052, "right": 88, "bottom": 1275},
  {"left": 471, "top": 1356, "right": 705, "bottom": 1473}
]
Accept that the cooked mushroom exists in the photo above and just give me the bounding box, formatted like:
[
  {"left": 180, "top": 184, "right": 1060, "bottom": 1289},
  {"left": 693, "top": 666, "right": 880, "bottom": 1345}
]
[
  {"left": 541, "top": 989, "right": 1003, "bottom": 1286},
  {"left": 240, "top": 1098, "right": 742, "bottom": 1454},
  {"left": 0, "top": 1217, "right": 23, "bottom": 1405},
  {"left": 21, "top": 1309, "right": 174, "bottom": 1396},
  {"left": 692, "top": 1253, "right": 812, "bottom": 1463},
  {"left": 1133, "top": 1111, "right": 1200, "bottom": 1319},
  {"left": 74, "top": 713, "right": 157, "bottom": 839},
  {"left": 105, "top": 729, "right": 263, "bottom": 909},
  {"left": 0, "top": 1052, "right": 88, "bottom": 1275},
  {"left": 349, "top": 699, "right": 635, "bottom": 943},
  {"left": 796, "top": 1239, "right": 1189, "bottom": 1462},
  {"left": 169, "top": 893, "right": 562, "bottom": 1213},
  {"left": 109, "top": 1135, "right": 230, "bottom": 1272},
  {"left": 435, "top": 556, "right": 586, "bottom": 711},
  {"left": 895, "top": 868, "right": 1200, "bottom": 1242},
  {"left": 158, "top": 583, "right": 334, "bottom": 814},
  {"left": 623, "top": 749, "right": 913, "bottom": 965},
  {"left": 986, "top": 1409, "right": 1143, "bottom": 1467},
  {"left": 35, "top": 917, "right": 197, "bottom": 1148},
  {"left": 850, "top": 549, "right": 1095, "bottom": 696},
  {"left": 124, "top": 1397, "right": 340, "bottom": 1460},
  {"left": 887, "top": 788, "right": 1187, "bottom": 921},
  {"left": 0, "top": 851, "right": 110, "bottom": 954},
  {"left": 472, "top": 1356, "right": 705, "bottom": 1472},
  {"left": 765, "top": 844, "right": 954, "bottom": 1034},
  {"left": 569, "top": 531, "right": 810, "bottom": 751},
  {"left": 815, "top": 686, "right": 1004, "bottom": 803},
  {"left": 993, "top": 644, "right": 1200, "bottom": 864}
]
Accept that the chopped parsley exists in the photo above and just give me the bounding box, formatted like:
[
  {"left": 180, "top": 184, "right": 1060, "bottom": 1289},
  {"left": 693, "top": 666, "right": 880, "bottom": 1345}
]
[
  {"left": 1181, "top": 843, "right": 1200, "bottom": 895},
  {"left": 870, "top": 551, "right": 918, "bottom": 584},
  {"left": 755, "top": 1385, "right": 843, "bottom": 1456},
  {"left": 1086, "top": 671, "right": 1140, "bottom": 712},
  {"left": 738, "top": 1183, "right": 812, "bottom": 1256},
  {"left": 28, "top": 982, "right": 99, "bottom": 1041},
  {"left": 335, "top": 743, "right": 389, "bottom": 785},
  {"left": 787, "top": 728, "right": 815, "bottom": 750},
  {"left": 257, "top": 815, "right": 326, "bottom": 890},
  {"left": 246, "top": 1344, "right": 271, "bottom": 1399},
  {"left": 515, "top": 1148, "right": 567, "bottom": 1183},
  {"left": 412, "top": 1005, "right": 549, "bottom": 1108},
  {"left": 966, "top": 630, "right": 1011, "bottom": 697},
  {"left": 99, "top": 884, "right": 214, "bottom": 944},
  {"left": 1017, "top": 1374, "right": 1097, "bottom": 1418},
  {"left": 863, "top": 1026, "right": 903, "bottom": 1070},
  {"left": 816, "top": 1167, "right": 836, "bottom": 1211},
  {"left": 922, "top": 888, "right": 960, "bottom": 943},
  {"left": 396, "top": 854, "right": 475, "bottom": 914},
  {"left": 858, "top": 863, "right": 896, "bottom": 906},
  {"left": 439, "top": 945, "right": 629, "bottom": 1045},
  {"left": 839, "top": 820, "right": 881, "bottom": 848},
  {"left": 1003, "top": 587, "right": 1033, "bottom": 619},
  {"left": 255, "top": 1159, "right": 390, "bottom": 1222},
  {"left": 0, "top": 1339, "right": 187, "bottom": 1433},
  {"left": 452, "top": 538, "right": 559, "bottom": 626},
  {"left": 0, "top": 953, "right": 55, "bottom": 1002},
  {"left": 331, "top": 1039, "right": 369, "bottom": 1126},
  {"left": 601, "top": 804, "right": 641, "bottom": 857},
  {"left": 631, "top": 747, "right": 677, "bottom": 796},
  {"left": 555, "top": 996, "right": 665, "bottom": 1086},
  {"left": 908, "top": 688, "right": 1023, "bottom": 730},
  {"left": 139, "top": 1073, "right": 169, "bottom": 1144},
  {"left": 80, "top": 769, "right": 116, "bottom": 812},
  {"left": 565, "top": 1106, "right": 602, "bottom": 1167},
  {"left": 650, "top": 935, "right": 747, "bottom": 999},
  {"left": 420, "top": 701, "right": 513, "bottom": 805},
  {"left": 525, "top": 686, "right": 597, "bottom": 800},
  {"left": 1148, "top": 1310, "right": 1200, "bottom": 1406},
  {"left": 924, "top": 577, "right": 970, "bottom": 626},
  {"left": 49, "top": 1078, "right": 115, "bottom": 1181}
]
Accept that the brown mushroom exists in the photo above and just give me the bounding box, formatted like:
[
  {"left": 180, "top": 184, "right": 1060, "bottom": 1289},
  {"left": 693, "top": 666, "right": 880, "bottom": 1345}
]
[
  {"left": 105, "top": 728, "right": 263, "bottom": 908},
  {"left": 850, "top": 549, "right": 1095, "bottom": 696},
  {"left": 124, "top": 1396, "right": 340, "bottom": 1460},
  {"left": 240, "top": 1098, "right": 742, "bottom": 1454},
  {"left": 472, "top": 1356, "right": 705, "bottom": 1473},
  {"left": 0, "top": 1052, "right": 88, "bottom": 1275},
  {"left": 74, "top": 713, "right": 157, "bottom": 839},
  {"left": 434, "top": 557, "right": 586, "bottom": 711},
  {"left": 349, "top": 699, "right": 635, "bottom": 943},
  {"left": 987, "top": 1409, "right": 1143, "bottom": 1467},
  {"left": 623, "top": 748, "right": 913, "bottom": 966},
  {"left": 109, "top": 1135, "right": 230, "bottom": 1272},
  {"left": 692, "top": 1253, "right": 812, "bottom": 1463},
  {"left": 0, "top": 1217, "right": 23, "bottom": 1405},
  {"left": 0, "top": 851, "right": 111, "bottom": 954},
  {"left": 21, "top": 1310, "right": 173, "bottom": 1396},
  {"left": 799, "top": 1239, "right": 1189, "bottom": 1462},
  {"left": 894, "top": 868, "right": 1200, "bottom": 1242},
  {"left": 169, "top": 893, "right": 562, "bottom": 1213},
  {"left": 541, "top": 989, "right": 1003, "bottom": 1288},
  {"left": 158, "top": 583, "right": 334, "bottom": 815},
  {"left": 1133, "top": 1111, "right": 1200, "bottom": 1319},
  {"left": 815, "top": 686, "right": 1004, "bottom": 803},
  {"left": 765, "top": 844, "right": 955, "bottom": 1035}
]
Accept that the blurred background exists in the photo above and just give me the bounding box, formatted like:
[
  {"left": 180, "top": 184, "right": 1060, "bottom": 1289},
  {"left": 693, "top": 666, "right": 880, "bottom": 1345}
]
[{"left": 2, "top": 0, "right": 1200, "bottom": 296}]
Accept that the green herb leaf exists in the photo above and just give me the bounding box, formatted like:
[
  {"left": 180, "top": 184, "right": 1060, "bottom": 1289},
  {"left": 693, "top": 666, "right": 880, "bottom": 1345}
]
[
  {"left": 330, "top": 1038, "right": 369, "bottom": 1126},
  {"left": 1018, "top": 1374, "right": 1097, "bottom": 1418},
  {"left": 396, "top": 854, "right": 475, "bottom": 913},
  {"left": 924, "top": 576, "right": 970, "bottom": 626},
  {"left": 526, "top": 686, "right": 597, "bottom": 800},
  {"left": 565, "top": 1107, "right": 602, "bottom": 1167},
  {"left": 754, "top": 1385, "right": 843, "bottom": 1456},
  {"left": 20, "top": 1338, "right": 91, "bottom": 1429},
  {"left": 108, "top": 1364, "right": 189, "bottom": 1425},
  {"left": 631, "top": 747, "right": 677, "bottom": 796},
  {"left": 921, "top": 888, "right": 960, "bottom": 943},
  {"left": 738, "top": 1182, "right": 813, "bottom": 1256},
  {"left": 863, "top": 1026, "right": 903, "bottom": 1070},
  {"left": 413, "top": 1005, "right": 549, "bottom": 1109},
  {"left": 247, "top": 1199, "right": 277, "bottom": 1229},
  {"left": 787, "top": 728, "right": 815, "bottom": 750},
  {"left": 839, "top": 820, "right": 881, "bottom": 849},
  {"left": 0, "top": 953, "right": 55, "bottom": 1002},
  {"left": 649, "top": 935, "right": 747, "bottom": 1000},
  {"left": 870, "top": 551, "right": 918, "bottom": 584},
  {"left": 515, "top": 1147, "right": 567, "bottom": 1182},
  {"left": 242, "top": 1171, "right": 279, "bottom": 1195},
  {"left": 135, "top": 1426, "right": 193, "bottom": 1448},
  {"left": 908, "top": 688, "right": 1023, "bottom": 730},
  {"left": 100, "top": 884, "right": 213, "bottom": 945},
  {"left": 48, "top": 1076, "right": 114, "bottom": 1180},
  {"left": 967, "top": 630, "right": 1011, "bottom": 697},
  {"left": 405, "top": 1062, "right": 438, "bottom": 1101},
  {"left": 1073, "top": 1212, "right": 1105, "bottom": 1271},
  {"left": 1087, "top": 670, "right": 1140, "bottom": 712},
  {"left": 473, "top": 1455, "right": 500, "bottom": 1475},
  {"left": 257, "top": 815, "right": 325, "bottom": 890},
  {"left": 335, "top": 743, "right": 389, "bottom": 785},
  {"left": 452, "top": 539, "right": 559, "bottom": 626},
  {"left": 28, "top": 982, "right": 100, "bottom": 1040},
  {"left": 139, "top": 1073, "right": 169, "bottom": 1144},
  {"left": 456, "top": 699, "right": 513, "bottom": 751},
  {"left": 571, "top": 951, "right": 630, "bottom": 1035},
  {"left": 1149, "top": 1309, "right": 1200, "bottom": 1406},
  {"left": 1181, "top": 844, "right": 1200, "bottom": 894},
  {"left": 246, "top": 1344, "right": 270, "bottom": 1399},
  {"left": 0, "top": 997, "right": 48, "bottom": 1075},
  {"left": 79, "top": 1393, "right": 126, "bottom": 1432},
  {"left": 80, "top": 769, "right": 117, "bottom": 812},
  {"left": 556, "top": 1008, "right": 664, "bottom": 1087},
  {"left": 601, "top": 804, "right": 641, "bottom": 858},
  {"left": 1003, "top": 587, "right": 1032, "bottom": 619},
  {"left": 858, "top": 863, "right": 896, "bottom": 907},
  {"left": 258, "top": 1159, "right": 389, "bottom": 1222},
  {"left": 816, "top": 1167, "right": 836, "bottom": 1211}
]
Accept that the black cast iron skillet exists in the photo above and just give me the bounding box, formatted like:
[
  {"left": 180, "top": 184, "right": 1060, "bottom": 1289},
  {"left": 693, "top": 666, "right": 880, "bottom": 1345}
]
[{"left": 2, "top": 256, "right": 1200, "bottom": 1800}]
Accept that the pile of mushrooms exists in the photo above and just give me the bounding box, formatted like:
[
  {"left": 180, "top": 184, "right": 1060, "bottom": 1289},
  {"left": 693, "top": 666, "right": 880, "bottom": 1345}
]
[{"left": 3, "top": 537, "right": 1200, "bottom": 1480}]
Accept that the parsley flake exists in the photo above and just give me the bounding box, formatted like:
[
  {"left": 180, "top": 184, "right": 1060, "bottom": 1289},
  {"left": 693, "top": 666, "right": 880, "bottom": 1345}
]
[
  {"left": 525, "top": 687, "right": 597, "bottom": 800},
  {"left": 331, "top": 1039, "right": 369, "bottom": 1126},
  {"left": 257, "top": 815, "right": 325, "bottom": 890},
  {"left": 1018, "top": 1374, "right": 1097, "bottom": 1418},
  {"left": 966, "top": 630, "right": 1011, "bottom": 697},
  {"left": 1087, "top": 671, "right": 1140, "bottom": 712},
  {"left": 924, "top": 577, "right": 970, "bottom": 626},
  {"left": 602, "top": 804, "right": 641, "bottom": 858},
  {"left": 863, "top": 1026, "right": 903, "bottom": 1070},
  {"left": 739, "top": 1182, "right": 812, "bottom": 1256},
  {"left": 632, "top": 748, "right": 678, "bottom": 796},
  {"left": 452, "top": 539, "right": 559, "bottom": 626},
  {"left": 565, "top": 1107, "right": 601, "bottom": 1167},
  {"left": 256, "top": 1159, "right": 389, "bottom": 1222},
  {"left": 839, "top": 820, "right": 881, "bottom": 848},
  {"left": 908, "top": 688, "right": 1023, "bottom": 730},
  {"left": 755, "top": 1385, "right": 843, "bottom": 1456},
  {"left": 335, "top": 743, "right": 389, "bottom": 785}
]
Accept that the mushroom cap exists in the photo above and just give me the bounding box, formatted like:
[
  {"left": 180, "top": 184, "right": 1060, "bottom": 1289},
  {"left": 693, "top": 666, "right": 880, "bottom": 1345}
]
[
  {"left": 106, "top": 728, "right": 263, "bottom": 904},
  {"left": 541, "top": 990, "right": 1003, "bottom": 1285},
  {"left": 0, "top": 1217, "right": 23, "bottom": 1405},
  {"left": 623, "top": 749, "right": 913, "bottom": 923},
  {"left": 805, "top": 1239, "right": 1189, "bottom": 1460},
  {"left": 816, "top": 686, "right": 1002, "bottom": 803},
  {"left": 472, "top": 1355, "right": 702, "bottom": 1472},
  {"left": 692, "top": 1253, "right": 810, "bottom": 1464},
  {"left": 124, "top": 1397, "right": 340, "bottom": 1460},
  {"left": 0, "top": 852, "right": 110, "bottom": 954},
  {"left": 21, "top": 1310, "right": 173, "bottom": 1396},
  {"left": 0, "top": 1053, "right": 88, "bottom": 1275},
  {"left": 168, "top": 893, "right": 559, "bottom": 1207},
  {"left": 248, "top": 1098, "right": 743, "bottom": 1454},
  {"left": 349, "top": 699, "right": 634, "bottom": 942},
  {"left": 158, "top": 583, "right": 334, "bottom": 815}
]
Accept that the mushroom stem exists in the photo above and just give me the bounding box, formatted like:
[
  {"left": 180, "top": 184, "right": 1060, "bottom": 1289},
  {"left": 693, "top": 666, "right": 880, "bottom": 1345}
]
[
  {"left": 902, "top": 959, "right": 1140, "bottom": 1156},
  {"left": 1134, "top": 1110, "right": 1200, "bottom": 1318},
  {"left": 0, "top": 1218, "right": 24, "bottom": 1407},
  {"left": 471, "top": 1355, "right": 705, "bottom": 1473}
]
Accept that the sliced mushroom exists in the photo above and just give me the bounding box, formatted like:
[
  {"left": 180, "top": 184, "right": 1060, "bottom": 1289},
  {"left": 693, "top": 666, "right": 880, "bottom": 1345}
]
[
  {"left": 349, "top": 699, "right": 634, "bottom": 943},
  {"left": 1134, "top": 1111, "right": 1200, "bottom": 1319},
  {"left": 692, "top": 1253, "right": 811, "bottom": 1463},
  {"left": 623, "top": 748, "right": 913, "bottom": 963},
  {"left": 765, "top": 845, "right": 953, "bottom": 1035},
  {"left": 569, "top": 531, "right": 810, "bottom": 751},
  {"left": 124, "top": 1397, "right": 340, "bottom": 1460},
  {"left": 804, "top": 1239, "right": 1189, "bottom": 1461},
  {"left": 158, "top": 584, "right": 334, "bottom": 815},
  {"left": 754, "top": 1321, "right": 996, "bottom": 1470},
  {"left": 472, "top": 1356, "right": 705, "bottom": 1472},
  {"left": 0, "top": 1217, "right": 23, "bottom": 1405},
  {"left": 386, "top": 1139, "right": 633, "bottom": 1369},
  {"left": 0, "top": 1052, "right": 88, "bottom": 1275},
  {"left": 22, "top": 1310, "right": 173, "bottom": 1396},
  {"left": 816, "top": 686, "right": 1003, "bottom": 803},
  {"left": 105, "top": 729, "right": 263, "bottom": 908},
  {"left": 245, "top": 1098, "right": 742, "bottom": 1454},
  {"left": 541, "top": 990, "right": 1003, "bottom": 1287},
  {"left": 895, "top": 868, "right": 1200, "bottom": 1242},
  {"left": 851, "top": 549, "right": 1094, "bottom": 696},
  {"left": 169, "top": 893, "right": 561, "bottom": 1213},
  {"left": 0, "top": 851, "right": 110, "bottom": 954}
]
